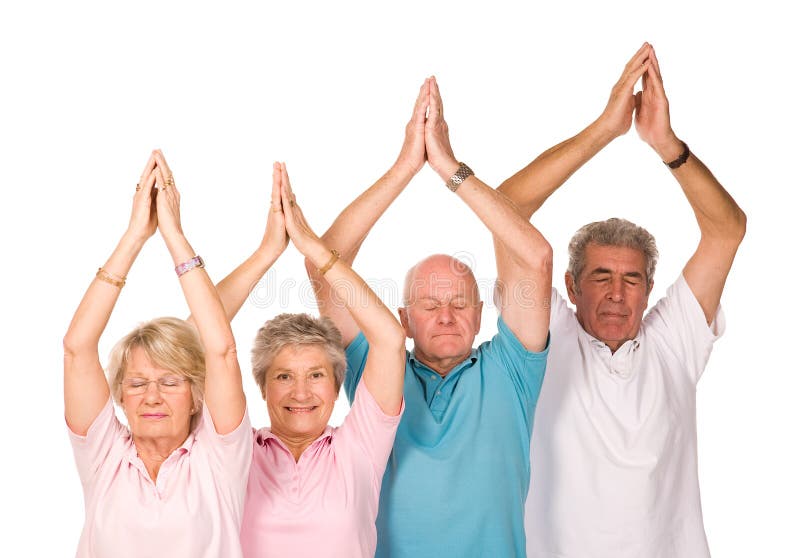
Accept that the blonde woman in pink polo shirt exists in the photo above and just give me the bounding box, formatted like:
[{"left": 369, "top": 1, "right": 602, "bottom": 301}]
[
  {"left": 63, "top": 151, "right": 252, "bottom": 558},
  {"left": 205, "top": 162, "right": 406, "bottom": 558}
]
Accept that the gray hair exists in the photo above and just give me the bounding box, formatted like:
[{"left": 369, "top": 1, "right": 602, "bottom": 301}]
[
  {"left": 251, "top": 313, "right": 346, "bottom": 396},
  {"left": 568, "top": 218, "right": 658, "bottom": 292},
  {"left": 107, "top": 317, "right": 205, "bottom": 423}
]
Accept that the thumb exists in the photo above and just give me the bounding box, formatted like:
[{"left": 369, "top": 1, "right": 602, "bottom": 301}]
[{"left": 634, "top": 91, "right": 643, "bottom": 114}]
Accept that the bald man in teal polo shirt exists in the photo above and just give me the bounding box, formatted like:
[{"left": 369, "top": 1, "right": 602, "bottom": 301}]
[{"left": 306, "top": 77, "right": 552, "bottom": 557}]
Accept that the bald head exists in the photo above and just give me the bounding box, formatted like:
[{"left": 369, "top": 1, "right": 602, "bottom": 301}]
[{"left": 402, "top": 254, "right": 481, "bottom": 307}]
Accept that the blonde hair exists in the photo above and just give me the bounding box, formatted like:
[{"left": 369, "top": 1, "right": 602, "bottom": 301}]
[
  {"left": 107, "top": 317, "right": 205, "bottom": 420},
  {"left": 251, "top": 313, "right": 345, "bottom": 396}
]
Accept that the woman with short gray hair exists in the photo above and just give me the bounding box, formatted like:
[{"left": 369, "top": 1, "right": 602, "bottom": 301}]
[{"left": 208, "top": 162, "right": 406, "bottom": 558}]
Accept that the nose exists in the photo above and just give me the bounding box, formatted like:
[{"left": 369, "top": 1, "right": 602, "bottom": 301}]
[
  {"left": 437, "top": 304, "right": 455, "bottom": 325},
  {"left": 291, "top": 377, "right": 312, "bottom": 400},
  {"left": 606, "top": 277, "right": 624, "bottom": 303},
  {"left": 143, "top": 380, "right": 163, "bottom": 403}
]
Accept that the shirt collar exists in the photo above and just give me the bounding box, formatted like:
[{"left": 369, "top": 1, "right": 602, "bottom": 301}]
[
  {"left": 580, "top": 327, "right": 642, "bottom": 354},
  {"left": 409, "top": 348, "right": 478, "bottom": 379},
  {"left": 124, "top": 427, "right": 197, "bottom": 465},
  {"left": 255, "top": 426, "right": 334, "bottom": 450}
]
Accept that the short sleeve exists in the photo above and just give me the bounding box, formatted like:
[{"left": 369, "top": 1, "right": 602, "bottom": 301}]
[
  {"left": 68, "top": 398, "right": 127, "bottom": 486},
  {"left": 644, "top": 274, "right": 725, "bottom": 383},
  {"left": 486, "top": 316, "right": 549, "bottom": 410},
  {"left": 549, "top": 288, "right": 576, "bottom": 335},
  {"left": 337, "top": 381, "right": 404, "bottom": 481},
  {"left": 196, "top": 405, "right": 253, "bottom": 485},
  {"left": 344, "top": 332, "right": 370, "bottom": 404}
]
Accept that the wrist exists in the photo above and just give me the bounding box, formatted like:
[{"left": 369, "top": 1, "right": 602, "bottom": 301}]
[
  {"left": 589, "top": 116, "right": 626, "bottom": 144},
  {"left": 306, "top": 241, "right": 333, "bottom": 270},
  {"left": 163, "top": 234, "right": 194, "bottom": 265},
  {"left": 650, "top": 133, "right": 682, "bottom": 161},
  {"left": 255, "top": 240, "right": 285, "bottom": 264},
  {"left": 389, "top": 160, "right": 420, "bottom": 182},
  {"left": 435, "top": 159, "right": 460, "bottom": 183},
  {"left": 120, "top": 229, "right": 149, "bottom": 252}
]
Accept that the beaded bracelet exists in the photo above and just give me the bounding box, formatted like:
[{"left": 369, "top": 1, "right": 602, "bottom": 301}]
[{"left": 96, "top": 268, "right": 126, "bottom": 288}]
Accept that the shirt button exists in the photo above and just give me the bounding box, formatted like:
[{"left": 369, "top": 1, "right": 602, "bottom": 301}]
[
  {"left": 436, "top": 390, "right": 441, "bottom": 395},
  {"left": 430, "top": 374, "right": 437, "bottom": 380}
]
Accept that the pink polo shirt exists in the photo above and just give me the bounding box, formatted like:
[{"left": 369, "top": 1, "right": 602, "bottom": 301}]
[
  {"left": 241, "top": 381, "right": 402, "bottom": 558},
  {"left": 68, "top": 399, "right": 252, "bottom": 558}
]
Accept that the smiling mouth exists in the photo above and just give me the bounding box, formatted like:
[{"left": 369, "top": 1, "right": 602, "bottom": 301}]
[
  {"left": 286, "top": 407, "right": 317, "bottom": 413},
  {"left": 141, "top": 414, "right": 168, "bottom": 419}
]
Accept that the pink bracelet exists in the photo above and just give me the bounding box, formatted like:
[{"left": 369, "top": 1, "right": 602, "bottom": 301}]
[{"left": 175, "top": 255, "right": 205, "bottom": 277}]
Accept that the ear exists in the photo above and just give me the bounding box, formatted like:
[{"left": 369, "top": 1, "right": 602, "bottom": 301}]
[
  {"left": 397, "top": 307, "right": 413, "bottom": 339},
  {"left": 565, "top": 271, "right": 578, "bottom": 304},
  {"left": 474, "top": 300, "right": 483, "bottom": 334}
]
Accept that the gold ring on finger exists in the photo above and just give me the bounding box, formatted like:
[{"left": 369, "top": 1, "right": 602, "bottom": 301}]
[{"left": 165, "top": 176, "right": 175, "bottom": 187}]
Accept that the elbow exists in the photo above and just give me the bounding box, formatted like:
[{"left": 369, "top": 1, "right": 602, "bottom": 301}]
[
  {"left": 385, "top": 321, "right": 408, "bottom": 355},
  {"left": 524, "top": 237, "right": 554, "bottom": 274},
  {"left": 734, "top": 208, "right": 747, "bottom": 244},
  {"left": 63, "top": 332, "right": 89, "bottom": 359},
  {"left": 204, "top": 336, "right": 239, "bottom": 361}
]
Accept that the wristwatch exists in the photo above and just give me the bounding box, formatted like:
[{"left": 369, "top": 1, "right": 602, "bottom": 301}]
[{"left": 446, "top": 162, "right": 474, "bottom": 192}]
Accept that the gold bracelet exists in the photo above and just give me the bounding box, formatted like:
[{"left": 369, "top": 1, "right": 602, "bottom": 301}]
[
  {"left": 318, "top": 249, "right": 340, "bottom": 276},
  {"left": 96, "top": 268, "right": 126, "bottom": 288}
]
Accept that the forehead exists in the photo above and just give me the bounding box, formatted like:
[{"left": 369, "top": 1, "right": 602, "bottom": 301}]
[
  {"left": 582, "top": 244, "right": 647, "bottom": 275},
  {"left": 270, "top": 344, "right": 332, "bottom": 370},
  {"left": 125, "top": 345, "right": 173, "bottom": 376},
  {"left": 408, "top": 258, "right": 479, "bottom": 301}
]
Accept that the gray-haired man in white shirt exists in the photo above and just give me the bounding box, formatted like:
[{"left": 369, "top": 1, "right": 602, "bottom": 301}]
[{"left": 500, "top": 43, "right": 746, "bottom": 558}]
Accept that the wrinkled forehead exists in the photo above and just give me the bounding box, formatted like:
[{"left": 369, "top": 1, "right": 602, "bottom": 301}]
[{"left": 583, "top": 243, "right": 648, "bottom": 276}]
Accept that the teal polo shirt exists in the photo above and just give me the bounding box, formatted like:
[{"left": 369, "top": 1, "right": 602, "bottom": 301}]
[{"left": 344, "top": 316, "right": 548, "bottom": 558}]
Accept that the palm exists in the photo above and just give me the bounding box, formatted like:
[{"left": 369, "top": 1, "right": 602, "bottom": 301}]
[
  {"left": 264, "top": 212, "right": 288, "bottom": 252},
  {"left": 635, "top": 96, "right": 671, "bottom": 146}
]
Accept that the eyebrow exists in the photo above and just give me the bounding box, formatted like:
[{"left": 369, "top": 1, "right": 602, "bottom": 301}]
[
  {"left": 588, "top": 268, "right": 644, "bottom": 279},
  {"left": 415, "top": 295, "right": 468, "bottom": 303},
  {"left": 272, "top": 366, "right": 328, "bottom": 373}
]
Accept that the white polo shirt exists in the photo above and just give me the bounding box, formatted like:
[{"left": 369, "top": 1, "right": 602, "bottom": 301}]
[{"left": 526, "top": 274, "right": 724, "bottom": 558}]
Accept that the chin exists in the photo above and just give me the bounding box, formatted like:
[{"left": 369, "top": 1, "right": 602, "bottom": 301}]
[
  {"left": 431, "top": 338, "right": 469, "bottom": 354},
  {"left": 597, "top": 327, "right": 635, "bottom": 345}
]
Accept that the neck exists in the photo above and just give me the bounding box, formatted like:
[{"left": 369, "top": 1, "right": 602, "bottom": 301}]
[
  {"left": 273, "top": 429, "right": 327, "bottom": 462},
  {"left": 133, "top": 433, "right": 188, "bottom": 481},
  {"left": 413, "top": 349, "right": 471, "bottom": 378}
]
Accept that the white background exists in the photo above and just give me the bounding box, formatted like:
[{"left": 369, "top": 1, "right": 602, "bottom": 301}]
[{"left": 1, "top": 1, "right": 797, "bottom": 556}]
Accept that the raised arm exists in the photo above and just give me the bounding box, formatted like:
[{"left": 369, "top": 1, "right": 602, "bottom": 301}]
[
  {"left": 153, "top": 152, "right": 246, "bottom": 434},
  {"left": 498, "top": 43, "right": 653, "bottom": 219},
  {"left": 63, "top": 155, "right": 159, "bottom": 435},
  {"left": 425, "top": 78, "right": 552, "bottom": 352},
  {"left": 188, "top": 163, "right": 288, "bottom": 325},
  {"left": 633, "top": 46, "right": 746, "bottom": 322},
  {"left": 282, "top": 163, "right": 405, "bottom": 415},
  {"left": 306, "top": 79, "right": 429, "bottom": 346}
]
